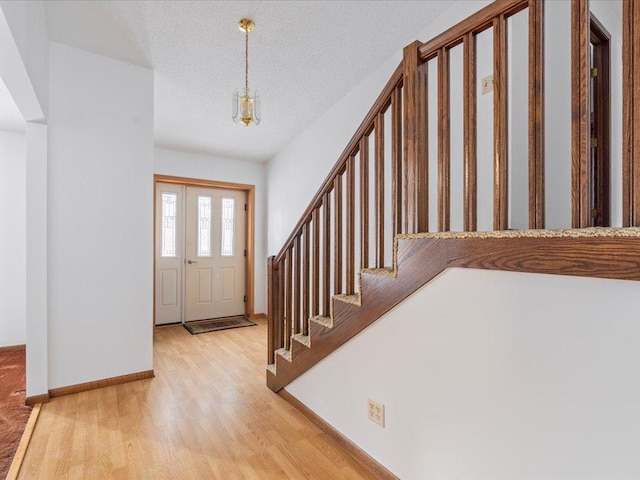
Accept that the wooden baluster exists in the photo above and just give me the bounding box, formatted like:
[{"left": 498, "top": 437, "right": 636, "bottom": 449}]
[
  {"left": 375, "top": 113, "right": 385, "bottom": 267},
  {"left": 438, "top": 47, "right": 451, "bottom": 232},
  {"left": 360, "top": 137, "right": 369, "bottom": 269},
  {"left": 302, "top": 222, "right": 310, "bottom": 335},
  {"left": 571, "top": 0, "right": 590, "bottom": 228},
  {"left": 267, "top": 256, "right": 276, "bottom": 364},
  {"left": 463, "top": 33, "right": 477, "bottom": 232},
  {"left": 312, "top": 208, "right": 320, "bottom": 317},
  {"left": 493, "top": 14, "right": 509, "bottom": 230},
  {"left": 323, "top": 192, "right": 331, "bottom": 316},
  {"left": 293, "top": 233, "right": 301, "bottom": 335},
  {"left": 334, "top": 176, "right": 343, "bottom": 294},
  {"left": 346, "top": 156, "right": 355, "bottom": 294},
  {"left": 392, "top": 85, "right": 405, "bottom": 237},
  {"left": 623, "top": 0, "right": 640, "bottom": 226},
  {"left": 277, "top": 256, "right": 285, "bottom": 350},
  {"left": 285, "top": 248, "right": 292, "bottom": 349},
  {"left": 529, "top": 0, "right": 545, "bottom": 229}
]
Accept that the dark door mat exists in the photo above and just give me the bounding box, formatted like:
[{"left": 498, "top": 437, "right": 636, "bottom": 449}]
[{"left": 183, "top": 316, "right": 256, "bottom": 335}]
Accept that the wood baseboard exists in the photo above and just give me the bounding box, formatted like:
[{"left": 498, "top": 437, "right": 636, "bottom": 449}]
[
  {"left": 0, "top": 344, "right": 26, "bottom": 353},
  {"left": 279, "top": 389, "right": 399, "bottom": 480},
  {"left": 49, "top": 370, "right": 155, "bottom": 398},
  {"left": 25, "top": 393, "right": 50, "bottom": 406},
  {"left": 249, "top": 313, "right": 267, "bottom": 321},
  {"left": 6, "top": 403, "right": 42, "bottom": 480}
]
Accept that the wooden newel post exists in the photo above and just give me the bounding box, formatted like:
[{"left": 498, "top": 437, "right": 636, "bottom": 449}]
[
  {"left": 267, "top": 256, "right": 279, "bottom": 364},
  {"left": 403, "top": 41, "right": 428, "bottom": 234}
]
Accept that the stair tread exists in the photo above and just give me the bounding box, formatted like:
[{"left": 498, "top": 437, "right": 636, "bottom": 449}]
[
  {"left": 333, "top": 293, "right": 361, "bottom": 306},
  {"left": 310, "top": 316, "right": 332, "bottom": 328},
  {"left": 266, "top": 364, "right": 277, "bottom": 375},
  {"left": 292, "top": 333, "right": 311, "bottom": 347},
  {"left": 275, "top": 348, "right": 292, "bottom": 362},
  {"left": 361, "top": 267, "right": 396, "bottom": 277}
]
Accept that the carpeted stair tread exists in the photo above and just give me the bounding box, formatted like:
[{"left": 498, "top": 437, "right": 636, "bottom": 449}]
[
  {"left": 310, "top": 315, "right": 333, "bottom": 328},
  {"left": 276, "top": 348, "right": 292, "bottom": 362},
  {"left": 333, "top": 294, "right": 361, "bottom": 306},
  {"left": 292, "top": 333, "right": 311, "bottom": 347},
  {"left": 361, "top": 267, "right": 397, "bottom": 277}
]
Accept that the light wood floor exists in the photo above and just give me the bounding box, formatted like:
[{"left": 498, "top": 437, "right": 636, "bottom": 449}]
[{"left": 18, "top": 320, "right": 378, "bottom": 479}]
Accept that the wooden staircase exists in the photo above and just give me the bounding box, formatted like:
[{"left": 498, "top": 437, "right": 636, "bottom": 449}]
[{"left": 266, "top": 0, "right": 640, "bottom": 392}]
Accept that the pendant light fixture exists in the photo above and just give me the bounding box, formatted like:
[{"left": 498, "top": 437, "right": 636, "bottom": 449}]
[{"left": 232, "top": 18, "right": 261, "bottom": 126}]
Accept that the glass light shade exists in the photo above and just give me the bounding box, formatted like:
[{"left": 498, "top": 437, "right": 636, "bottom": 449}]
[{"left": 232, "top": 89, "right": 261, "bottom": 126}]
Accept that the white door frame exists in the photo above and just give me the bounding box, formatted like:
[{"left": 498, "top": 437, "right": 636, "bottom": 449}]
[{"left": 153, "top": 174, "right": 256, "bottom": 327}]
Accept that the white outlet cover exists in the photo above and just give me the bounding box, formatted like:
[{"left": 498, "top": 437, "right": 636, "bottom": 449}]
[{"left": 368, "top": 398, "right": 385, "bottom": 427}]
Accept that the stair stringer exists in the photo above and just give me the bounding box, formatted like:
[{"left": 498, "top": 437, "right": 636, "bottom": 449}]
[
  {"left": 267, "top": 236, "right": 448, "bottom": 392},
  {"left": 267, "top": 227, "right": 640, "bottom": 392}
]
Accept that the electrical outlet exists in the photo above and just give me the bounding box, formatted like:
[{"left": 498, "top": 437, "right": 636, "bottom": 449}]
[
  {"left": 367, "top": 398, "right": 385, "bottom": 427},
  {"left": 482, "top": 74, "right": 494, "bottom": 94}
]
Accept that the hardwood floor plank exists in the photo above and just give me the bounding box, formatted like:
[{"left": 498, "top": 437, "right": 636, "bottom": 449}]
[{"left": 18, "top": 320, "right": 380, "bottom": 479}]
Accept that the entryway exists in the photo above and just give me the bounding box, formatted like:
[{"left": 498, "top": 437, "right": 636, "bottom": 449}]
[{"left": 154, "top": 175, "right": 255, "bottom": 326}]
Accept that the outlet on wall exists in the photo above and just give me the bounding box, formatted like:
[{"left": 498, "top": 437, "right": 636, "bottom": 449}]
[
  {"left": 368, "top": 398, "right": 385, "bottom": 427},
  {"left": 482, "top": 74, "right": 494, "bottom": 94}
]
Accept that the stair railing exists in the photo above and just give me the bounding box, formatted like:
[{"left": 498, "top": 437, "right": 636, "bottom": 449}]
[
  {"left": 268, "top": 63, "right": 404, "bottom": 364},
  {"left": 268, "top": 0, "right": 640, "bottom": 370}
]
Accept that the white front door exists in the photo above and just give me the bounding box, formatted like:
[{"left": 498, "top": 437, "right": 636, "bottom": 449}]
[
  {"left": 184, "top": 187, "right": 246, "bottom": 321},
  {"left": 155, "top": 183, "right": 184, "bottom": 325}
]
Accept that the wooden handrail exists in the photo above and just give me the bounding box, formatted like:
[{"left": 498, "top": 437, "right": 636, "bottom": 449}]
[{"left": 419, "top": 0, "right": 529, "bottom": 59}]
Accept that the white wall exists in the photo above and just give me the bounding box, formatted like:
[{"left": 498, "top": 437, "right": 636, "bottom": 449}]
[
  {"left": 266, "top": 1, "right": 492, "bottom": 254},
  {"left": 48, "top": 42, "right": 154, "bottom": 389},
  {"left": 288, "top": 268, "right": 640, "bottom": 479},
  {"left": 154, "top": 147, "right": 267, "bottom": 314},
  {"left": 25, "top": 121, "right": 48, "bottom": 397},
  {"left": 0, "top": 0, "right": 48, "bottom": 121},
  {"left": 0, "top": 0, "right": 49, "bottom": 397},
  {"left": 0, "top": 130, "right": 26, "bottom": 347}
]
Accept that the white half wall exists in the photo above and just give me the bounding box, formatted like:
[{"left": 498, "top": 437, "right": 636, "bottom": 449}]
[
  {"left": 154, "top": 147, "right": 267, "bottom": 315},
  {"left": 48, "top": 42, "right": 154, "bottom": 389},
  {"left": 0, "top": 129, "right": 26, "bottom": 347},
  {"left": 288, "top": 268, "right": 640, "bottom": 479}
]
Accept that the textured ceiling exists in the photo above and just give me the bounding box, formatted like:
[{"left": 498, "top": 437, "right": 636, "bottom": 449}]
[
  {"left": 44, "top": 1, "right": 452, "bottom": 162},
  {"left": 0, "top": 74, "right": 24, "bottom": 133}
]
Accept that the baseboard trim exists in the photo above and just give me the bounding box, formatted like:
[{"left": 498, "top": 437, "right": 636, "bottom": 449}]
[
  {"left": 279, "top": 389, "right": 399, "bottom": 480},
  {"left": 49, "top": 370, "right": 155, "bottom": 398},
  {"left": 0, "top": 344, "right": 26, "bottom": 353},
  {"left": 249, "top": 313, "right": 267, "bottom": 321},
  {"left": 6, "top": 403, "right": 42, "bottom": 480},
  {"left": 25, "top": 393, "right": 50, "bottom": 406}
]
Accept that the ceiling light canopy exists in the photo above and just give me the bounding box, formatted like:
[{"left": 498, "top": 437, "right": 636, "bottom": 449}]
[{"left": 232, "top": 18, "right": 261, "bottom": 127}]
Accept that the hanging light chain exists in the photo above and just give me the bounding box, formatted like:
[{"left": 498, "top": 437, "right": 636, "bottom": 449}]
[{"left": 245, "top": 26, "right": 249, "bottom": 95}]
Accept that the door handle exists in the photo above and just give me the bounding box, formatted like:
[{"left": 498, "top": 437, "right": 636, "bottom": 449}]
[{"left": 187, "top": 259, "right": 199, "bottom": 264}]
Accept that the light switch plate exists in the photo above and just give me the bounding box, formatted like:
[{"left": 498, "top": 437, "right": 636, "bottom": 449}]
[{"left": 482, "top": 74, "right": 494, "bottom": 94}]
